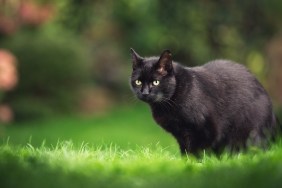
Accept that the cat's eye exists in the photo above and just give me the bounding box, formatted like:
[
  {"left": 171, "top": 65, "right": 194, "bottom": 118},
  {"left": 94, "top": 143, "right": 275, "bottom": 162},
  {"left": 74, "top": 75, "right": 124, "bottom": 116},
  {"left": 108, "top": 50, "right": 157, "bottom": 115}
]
[
  {"left": 152, "top": 80, "right": 160, "bottom": 86},
  {"left": 135, "top": 80, "right": 142, "bottom": 86}
]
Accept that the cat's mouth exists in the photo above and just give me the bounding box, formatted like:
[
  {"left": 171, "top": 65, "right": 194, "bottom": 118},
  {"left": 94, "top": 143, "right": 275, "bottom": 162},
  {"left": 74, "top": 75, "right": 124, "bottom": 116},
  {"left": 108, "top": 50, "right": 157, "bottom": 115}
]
[{"left": 138, "top": 93, "right": 164, "bottom": 103}]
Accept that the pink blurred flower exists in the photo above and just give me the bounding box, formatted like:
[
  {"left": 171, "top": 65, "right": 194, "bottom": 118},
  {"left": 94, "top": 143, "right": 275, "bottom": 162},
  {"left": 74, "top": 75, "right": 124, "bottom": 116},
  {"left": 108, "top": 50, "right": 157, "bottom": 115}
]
[
  {"left": 19, "top": 1, "right": 54, "bottom": 26},
  {"left": 0, "top": 16, "right": 18, "bottom": 35},
  {"left": 0, "top": 104, "right": 13, "bottom": 123},
  {"left": 0, "top": 0, "right": 55, "bottom": 35},
  {"left": 0, "top": 49, "right": 18, "bottom": 91}
]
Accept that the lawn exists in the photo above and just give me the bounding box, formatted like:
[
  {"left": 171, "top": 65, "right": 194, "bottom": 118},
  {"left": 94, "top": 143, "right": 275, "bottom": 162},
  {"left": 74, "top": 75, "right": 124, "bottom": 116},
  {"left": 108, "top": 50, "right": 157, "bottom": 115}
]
[
  {"left": 0, "top": 104, "right": 177, "bottom": 151},
  {"left": 1, "top": 104, "right": 282, "bottom": 188}
]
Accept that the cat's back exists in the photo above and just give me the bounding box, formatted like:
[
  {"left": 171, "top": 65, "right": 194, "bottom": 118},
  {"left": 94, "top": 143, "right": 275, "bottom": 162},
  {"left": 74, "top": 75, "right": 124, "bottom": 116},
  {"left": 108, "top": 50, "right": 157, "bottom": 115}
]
[
  {"left": 188, "top": 59, "right": 271, "bottom": 115},
  {"left": 191, "top": 59, "right": 256, "bottom": 89},
  {"left": 201, "top": 59, "right": 251, "bottom": 79}
]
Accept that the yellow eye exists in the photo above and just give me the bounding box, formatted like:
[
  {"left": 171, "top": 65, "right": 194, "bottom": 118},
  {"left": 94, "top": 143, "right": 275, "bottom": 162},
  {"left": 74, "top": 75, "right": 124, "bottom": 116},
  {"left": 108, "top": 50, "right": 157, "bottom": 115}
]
[
  {"left": 135, "top": 80, "right": 142, "bottom": 86},
  {"left": 153, "top": 80, "right": 160, "bottom": 86}
]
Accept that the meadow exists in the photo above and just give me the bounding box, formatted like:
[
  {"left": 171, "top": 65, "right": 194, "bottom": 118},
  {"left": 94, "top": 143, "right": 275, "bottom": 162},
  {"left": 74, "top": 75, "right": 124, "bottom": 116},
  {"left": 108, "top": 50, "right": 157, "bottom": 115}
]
[{"left": 1, "top": 104, "right": 282, "bottom": 188}]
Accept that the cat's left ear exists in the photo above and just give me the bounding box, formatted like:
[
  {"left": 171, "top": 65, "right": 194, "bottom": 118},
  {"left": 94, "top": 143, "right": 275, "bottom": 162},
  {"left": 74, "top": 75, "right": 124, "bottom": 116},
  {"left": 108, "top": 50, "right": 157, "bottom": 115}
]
[
  {"left": 156, "top": 50, "right": 173, "bottom": 75},
  {"left": 130, "top": 48, "right": 143, "bottom": 69}
]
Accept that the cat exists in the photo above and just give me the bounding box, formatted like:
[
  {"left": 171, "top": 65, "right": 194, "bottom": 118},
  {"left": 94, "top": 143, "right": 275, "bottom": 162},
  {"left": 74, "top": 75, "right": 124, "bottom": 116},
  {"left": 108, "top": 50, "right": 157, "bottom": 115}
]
[{"left": 130, "top": 48, "right": 279, "bottom": 156}]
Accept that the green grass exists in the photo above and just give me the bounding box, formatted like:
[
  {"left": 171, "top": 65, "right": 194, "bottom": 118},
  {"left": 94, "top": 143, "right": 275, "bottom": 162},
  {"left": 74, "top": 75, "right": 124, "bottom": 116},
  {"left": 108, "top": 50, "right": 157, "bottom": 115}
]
[
  {"left": 1, "top": 104, "right": 177, "bottom": 151},
  {"left": 1, "top": 142, "right": 282, "bottom": 188},
  {"left": 1, "top": 104, "right": 282, "bottom": 188}
]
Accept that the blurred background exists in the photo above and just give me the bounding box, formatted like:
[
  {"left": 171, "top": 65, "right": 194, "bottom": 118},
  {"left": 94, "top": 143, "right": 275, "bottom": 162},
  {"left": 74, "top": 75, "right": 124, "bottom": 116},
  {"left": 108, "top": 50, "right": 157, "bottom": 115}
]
[{"left": 0, "top": 0, "right": 281, "bottom": 147}]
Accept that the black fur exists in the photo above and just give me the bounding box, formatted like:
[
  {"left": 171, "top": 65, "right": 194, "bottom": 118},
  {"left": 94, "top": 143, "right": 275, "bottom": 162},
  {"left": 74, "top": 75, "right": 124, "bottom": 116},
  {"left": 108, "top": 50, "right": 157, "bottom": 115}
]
[{"left": 130, "top": 48, "right": 278, "bottom": 156}]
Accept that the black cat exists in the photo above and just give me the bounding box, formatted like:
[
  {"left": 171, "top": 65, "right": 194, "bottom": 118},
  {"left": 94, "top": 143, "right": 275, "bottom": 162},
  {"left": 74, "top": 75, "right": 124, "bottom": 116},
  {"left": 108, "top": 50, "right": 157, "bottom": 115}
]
[{"left": 130, "top": 48, "right": 279, "bottom": 156}]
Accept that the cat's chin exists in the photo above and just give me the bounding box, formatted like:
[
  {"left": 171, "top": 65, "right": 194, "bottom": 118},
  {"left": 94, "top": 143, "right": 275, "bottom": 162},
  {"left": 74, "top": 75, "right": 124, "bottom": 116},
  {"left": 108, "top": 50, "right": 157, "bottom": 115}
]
[
  {"left": 138, "top": 93, "right": 164, "bottom": 104},
  {"left": 139, "top": 96, "right": 155, "bottom": 103}
]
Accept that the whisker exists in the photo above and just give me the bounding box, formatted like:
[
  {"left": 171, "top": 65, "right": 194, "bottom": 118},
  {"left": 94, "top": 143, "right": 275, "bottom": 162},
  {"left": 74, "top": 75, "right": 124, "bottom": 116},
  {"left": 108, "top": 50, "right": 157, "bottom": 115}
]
[
  {"left": 159, "top": 101, "right": 171, "bottom": 114},
  {"left": 123, "top": 93, "right": 139, "bottom": 104},
  {"left": 161, "top": 97, "right": 179, "bottom": 109}
]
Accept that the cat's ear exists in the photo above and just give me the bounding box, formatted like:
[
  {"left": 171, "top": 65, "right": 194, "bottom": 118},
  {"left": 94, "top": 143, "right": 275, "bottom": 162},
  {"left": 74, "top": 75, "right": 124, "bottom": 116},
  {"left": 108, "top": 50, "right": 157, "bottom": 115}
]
[
  {"left": 156, "top": 49, "right": 173, "bottom": 75},
  {"left": 130, "top": 48, "right": 143, "bottom": 69}
]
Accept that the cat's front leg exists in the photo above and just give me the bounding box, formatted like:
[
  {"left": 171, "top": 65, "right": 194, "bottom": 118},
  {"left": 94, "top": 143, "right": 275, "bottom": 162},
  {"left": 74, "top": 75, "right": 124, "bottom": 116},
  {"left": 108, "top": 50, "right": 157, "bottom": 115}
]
[
  {"left": 178, "top": 141, "right": 188, "bottom": 155},
  {"left": 175, "top": 135, "right": 195, "bottom": 156}
]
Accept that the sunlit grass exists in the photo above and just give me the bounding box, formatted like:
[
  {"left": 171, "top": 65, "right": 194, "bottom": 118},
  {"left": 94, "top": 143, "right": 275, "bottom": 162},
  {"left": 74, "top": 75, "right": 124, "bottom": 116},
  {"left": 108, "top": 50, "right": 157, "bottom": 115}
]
[
  {"left": 1, "top": 141, "right": 282, "bottom": 188},
  {"left": 1, "top": 105, "right": 282, "bottom": 187},
  {"left": 1, "top": 104, "right": 177, "bottom": 151}
]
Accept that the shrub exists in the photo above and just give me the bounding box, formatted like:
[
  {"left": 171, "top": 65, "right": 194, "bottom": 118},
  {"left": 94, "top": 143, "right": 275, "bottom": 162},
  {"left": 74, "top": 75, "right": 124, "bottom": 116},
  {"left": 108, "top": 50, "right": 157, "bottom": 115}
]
[{"left": 1, "top": 29, "right": 91, "bottom": 121}]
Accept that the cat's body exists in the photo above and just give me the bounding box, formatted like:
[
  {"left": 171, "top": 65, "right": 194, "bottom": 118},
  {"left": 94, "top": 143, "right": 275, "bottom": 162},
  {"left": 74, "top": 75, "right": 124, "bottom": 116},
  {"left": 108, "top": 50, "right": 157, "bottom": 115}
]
[{"left": 130, "top": 49, "right": 278, "bottom": 155}]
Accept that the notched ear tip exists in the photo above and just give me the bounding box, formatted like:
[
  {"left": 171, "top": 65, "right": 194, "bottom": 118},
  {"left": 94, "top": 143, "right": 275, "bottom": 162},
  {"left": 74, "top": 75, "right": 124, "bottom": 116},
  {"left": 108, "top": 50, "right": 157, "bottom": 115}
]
[
  {"left": 163, "top": 49, "right": 172, "bottom": 53},
  {"left": 162, "top": 49, "right": 172, "bottom": 57},
  {"left": 156, "top": 49, "right": 173, "bottom": 75},
  {"left": 159, "top": 49, "right": 172, "bottom": 62}
]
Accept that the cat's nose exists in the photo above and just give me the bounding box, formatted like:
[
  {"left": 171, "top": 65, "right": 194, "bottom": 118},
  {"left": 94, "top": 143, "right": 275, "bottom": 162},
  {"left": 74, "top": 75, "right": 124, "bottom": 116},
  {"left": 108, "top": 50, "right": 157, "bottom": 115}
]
[
  {"left": 141, "top": 93, "right": 150, "bottom": 101},
  {"left": 141, "top": 89, "right": 150, "bottom": 97},
  {"left": 141, "top": 90, "right": 150, "bottom": 99},
  {"left": 141, "top": 86, "right": 150, "bottom": 95},
  {"left": 142, "top": 93, "right": 149, "bottom": 97}
]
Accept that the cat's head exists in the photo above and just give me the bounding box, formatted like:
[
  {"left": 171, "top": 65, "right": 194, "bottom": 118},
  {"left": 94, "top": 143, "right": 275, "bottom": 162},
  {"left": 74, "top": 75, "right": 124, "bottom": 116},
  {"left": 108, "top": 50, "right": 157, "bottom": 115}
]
[{"left": 130, "top": 48, "right": 176, "bottom": 104}]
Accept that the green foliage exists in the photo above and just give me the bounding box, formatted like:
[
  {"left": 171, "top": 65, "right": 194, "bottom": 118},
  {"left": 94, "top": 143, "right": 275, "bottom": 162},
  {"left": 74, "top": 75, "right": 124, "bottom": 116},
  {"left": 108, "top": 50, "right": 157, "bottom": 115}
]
[
  {"left": 55, "top": 0, "right": 93, "bottom": 34},
  {"left": 1, "top": 29, "right": 91, "bottom": 121},
  {"left": 113, "top": 0, "right": 280, "bottom": 65},
  {"left": 1, "top": 0, "right": 281, "bottom": 120}
]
